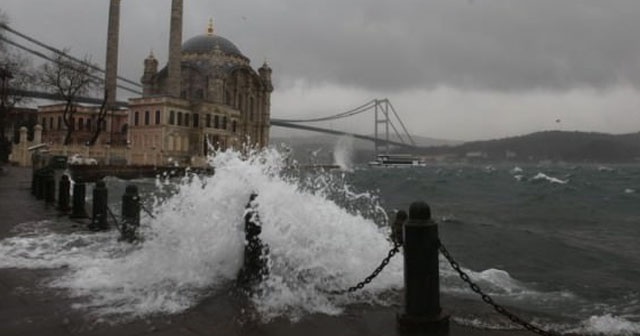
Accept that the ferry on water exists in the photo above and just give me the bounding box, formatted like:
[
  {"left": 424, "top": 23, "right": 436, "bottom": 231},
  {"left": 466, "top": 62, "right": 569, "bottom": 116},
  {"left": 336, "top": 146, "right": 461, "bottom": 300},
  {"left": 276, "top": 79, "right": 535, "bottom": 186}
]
[{"left": 368, "top": 154, "right": 427, "bottom": 167}]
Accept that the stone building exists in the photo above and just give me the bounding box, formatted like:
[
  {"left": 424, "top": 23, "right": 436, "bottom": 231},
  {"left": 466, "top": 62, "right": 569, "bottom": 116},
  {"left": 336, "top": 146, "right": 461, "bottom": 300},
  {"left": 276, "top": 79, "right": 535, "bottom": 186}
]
[
  {"left": 37, "top": 104, "right": 128, "bottom": 146},
  {"left": 128, "top": 4, "right": 273, "bottom": 165},
  {"left": 13, "top": 0, "right": 272, "bottom": 167}
]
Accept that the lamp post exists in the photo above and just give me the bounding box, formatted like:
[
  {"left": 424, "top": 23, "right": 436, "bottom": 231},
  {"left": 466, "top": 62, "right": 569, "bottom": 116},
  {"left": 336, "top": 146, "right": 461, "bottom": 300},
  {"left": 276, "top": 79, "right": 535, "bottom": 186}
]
[{"left": 0, "top": 66, "right": 14, "bottom": 162}]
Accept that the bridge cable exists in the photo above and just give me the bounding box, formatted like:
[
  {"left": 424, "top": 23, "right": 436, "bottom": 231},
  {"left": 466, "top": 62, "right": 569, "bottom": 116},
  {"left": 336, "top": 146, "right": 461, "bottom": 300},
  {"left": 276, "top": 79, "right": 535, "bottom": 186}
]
[
  {"left": 276, "top": 99, "right": 377, "bottom": 123},
  {"left": 0, "top": 23, "right": 142, "bottom": 89},
  {"left": 386, "top": 99, "right": 416, "bottom": 146},
  {"left": 0, "top": 35, "right": 142, "bottom": 95}
]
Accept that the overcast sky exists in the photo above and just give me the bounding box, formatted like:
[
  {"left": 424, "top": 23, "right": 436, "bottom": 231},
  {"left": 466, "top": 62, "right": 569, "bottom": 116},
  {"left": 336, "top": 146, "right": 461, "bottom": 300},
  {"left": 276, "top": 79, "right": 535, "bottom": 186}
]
[{"left": 2, "top": 0, "right": 640, "bottom": 141}]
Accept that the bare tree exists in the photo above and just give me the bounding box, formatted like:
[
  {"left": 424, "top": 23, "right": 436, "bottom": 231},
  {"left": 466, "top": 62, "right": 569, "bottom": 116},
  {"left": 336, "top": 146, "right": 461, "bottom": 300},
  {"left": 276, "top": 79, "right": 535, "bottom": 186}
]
[
  {"left": 88, "top": 89, "right": 108, "bottom": 146},
  {"left": 39, "top": 50, "right": 97, "bottom": 145},
  {"left": 1, "top": 11, "right": 36, "bottom": 161}
]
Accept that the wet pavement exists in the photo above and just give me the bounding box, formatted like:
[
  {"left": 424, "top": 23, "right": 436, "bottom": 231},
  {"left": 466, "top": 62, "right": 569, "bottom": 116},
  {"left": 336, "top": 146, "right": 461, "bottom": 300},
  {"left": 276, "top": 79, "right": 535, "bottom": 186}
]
[{"left": 0, "top": 165, "right": 534, "bottom": 336}]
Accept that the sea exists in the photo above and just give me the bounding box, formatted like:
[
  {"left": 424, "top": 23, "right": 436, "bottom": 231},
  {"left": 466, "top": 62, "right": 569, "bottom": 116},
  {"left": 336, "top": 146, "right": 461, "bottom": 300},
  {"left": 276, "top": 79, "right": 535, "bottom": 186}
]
[{"left": 0, "top": 148, "right": 639, "bottom": 335}]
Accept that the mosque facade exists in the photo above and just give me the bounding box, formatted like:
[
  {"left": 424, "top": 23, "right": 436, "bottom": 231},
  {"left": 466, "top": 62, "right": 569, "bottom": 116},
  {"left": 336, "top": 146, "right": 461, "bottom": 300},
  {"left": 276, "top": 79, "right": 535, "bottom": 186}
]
[
  {"left": 127, "top": 4, "right": 273, "bottom": 165},
  {"left": 27, "top": 0, "right": 272, "bottom": 167}
]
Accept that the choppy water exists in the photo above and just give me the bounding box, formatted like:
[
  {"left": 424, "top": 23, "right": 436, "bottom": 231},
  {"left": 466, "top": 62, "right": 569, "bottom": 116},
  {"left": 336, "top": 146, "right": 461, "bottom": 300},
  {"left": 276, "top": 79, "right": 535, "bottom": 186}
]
[{"left": 1, "top": 149, "right": 639, "bottom": 335}]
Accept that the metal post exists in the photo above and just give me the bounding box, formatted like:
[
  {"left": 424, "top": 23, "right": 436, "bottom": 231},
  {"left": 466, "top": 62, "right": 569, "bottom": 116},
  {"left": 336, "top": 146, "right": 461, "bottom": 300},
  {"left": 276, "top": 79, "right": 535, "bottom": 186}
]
[
  {"left": 43, "top": 170, "right": 56, "bottom": 204},
  {"left": 120, "top": 184, "right": 140, "bottom": 242},
  {"left": 34, "top": 169, "right": 44, "bottom": 200},
  {"left": 397, "top": 201, "right": 449, "bottom": 334},
  {"left": 70, "top": 178, "right": 88, "bottom": 219},
  {"left": 90, "top": 180, "right": 109, "bottom": 231},
  {"left": 237, "top": 193, "right": 269, "bottom": 287},
  {"left": 58, "top": 175, "right": 71, "bottom": 212}
]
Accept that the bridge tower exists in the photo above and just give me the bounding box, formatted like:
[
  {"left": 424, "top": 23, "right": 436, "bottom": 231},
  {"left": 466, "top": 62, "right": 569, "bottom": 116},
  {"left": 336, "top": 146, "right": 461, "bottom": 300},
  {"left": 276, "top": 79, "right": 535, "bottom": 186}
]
[
  {"left": 374, "top": 99, "right": 390, "bottom": 155},
  {"left": 373, "top": 99, "right": 416, "bottom": 155}
]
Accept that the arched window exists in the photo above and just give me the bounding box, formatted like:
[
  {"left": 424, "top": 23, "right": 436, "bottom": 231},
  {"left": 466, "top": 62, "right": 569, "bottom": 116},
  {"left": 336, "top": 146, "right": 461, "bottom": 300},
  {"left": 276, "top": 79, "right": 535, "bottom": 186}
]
[
  {"left": 214, "top": 115, "right": 219, "bottom": 129},
  {"left": 134, "top": 111, "right": 139, "bottom": 126},
  {"left": 86, "top": 119, "right": 91, "bottom": 131},
  {"left": 222, "top": 116, "right": 227, "bottom": 130},
  {"left": 177, "top": 112, "right": 183, "bottom": 126},
  {"left": 184, "top": 113, "right": 190, "bottom": 127},
  {"left": 155, "top": 110, "right": 160, "bottom": 125},
  {"left": 169, "top": 111, "right": 175, "bottom": 125},
  {"left": 232, "top": 120, "right": 237, "bottom": 133},
  {"left": 193, "top": 114, "right": 199, "bottom": 128},
  {"left": 206, "top": 114, "right": 211, "bottom": 128},
  {"left": 144, "top": 111, "right": 150, "bottom": 125},
  {"left": 78, "top": 118, "right": 84, "bottom": 130},
  {"left": 41, "top": 118, "right": 46, "bottom": 130}
]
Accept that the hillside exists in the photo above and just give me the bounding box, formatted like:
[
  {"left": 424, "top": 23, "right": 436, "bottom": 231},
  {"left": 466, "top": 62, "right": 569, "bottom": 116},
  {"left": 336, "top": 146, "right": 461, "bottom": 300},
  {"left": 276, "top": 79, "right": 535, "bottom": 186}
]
[{"left": 423, "top": 131, "right": 640, "bottom": 163}]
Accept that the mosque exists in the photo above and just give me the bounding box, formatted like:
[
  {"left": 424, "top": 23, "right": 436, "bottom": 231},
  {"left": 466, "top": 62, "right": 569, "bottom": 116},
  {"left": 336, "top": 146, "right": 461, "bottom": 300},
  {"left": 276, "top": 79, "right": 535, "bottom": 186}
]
[{"left": 28, "top": 0, "right": 272, "bottom": 167}]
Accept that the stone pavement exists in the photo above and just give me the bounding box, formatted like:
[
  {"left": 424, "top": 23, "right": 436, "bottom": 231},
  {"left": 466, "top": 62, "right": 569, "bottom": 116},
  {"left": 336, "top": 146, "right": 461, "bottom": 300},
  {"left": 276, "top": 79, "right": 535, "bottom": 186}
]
[{"left": 0, "top": 165, "right": 533, "bottom": 336}]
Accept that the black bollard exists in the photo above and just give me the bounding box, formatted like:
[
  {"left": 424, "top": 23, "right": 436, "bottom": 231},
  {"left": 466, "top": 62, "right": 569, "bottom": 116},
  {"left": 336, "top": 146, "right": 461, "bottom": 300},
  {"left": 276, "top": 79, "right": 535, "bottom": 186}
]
[
  {"left": 120, "top": 184, "right": 140, "bottom": 242},
  {"left": 69, "top": 178, "right": 89, "bottom": 219},
  {"left": 31, "top": 169, "right": 37, "bottom": 195},
  {"left": 397, "top": 201, "right": 449, "bottom": 334},
  {"left": 237, "top": 193, "right": 269, "bottom": 287},
  {"left": 90, "top": 180, "right": 109, "bottom": 231},
  {"left": 34, "top": 169, "right": 44, "bottom": 200},
  {"left": 58, "top": 175, "right": 71, "bottom": 212},
  {"left": 43, "top": 170, "right": 56, "bottom": 204}
]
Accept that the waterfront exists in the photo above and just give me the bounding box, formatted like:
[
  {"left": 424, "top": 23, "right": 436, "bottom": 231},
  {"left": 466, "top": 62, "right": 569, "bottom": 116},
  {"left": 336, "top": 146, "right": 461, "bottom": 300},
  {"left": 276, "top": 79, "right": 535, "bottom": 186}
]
[{"left": 0, "top": 150, "right": 639, "bottom": 335}]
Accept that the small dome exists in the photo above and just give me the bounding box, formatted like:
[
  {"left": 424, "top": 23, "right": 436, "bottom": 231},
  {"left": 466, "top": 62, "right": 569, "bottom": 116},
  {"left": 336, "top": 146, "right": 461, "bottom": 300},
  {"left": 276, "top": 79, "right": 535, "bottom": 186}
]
[{"left": 182, "top": 34, "right": 246, "bottom": 59}]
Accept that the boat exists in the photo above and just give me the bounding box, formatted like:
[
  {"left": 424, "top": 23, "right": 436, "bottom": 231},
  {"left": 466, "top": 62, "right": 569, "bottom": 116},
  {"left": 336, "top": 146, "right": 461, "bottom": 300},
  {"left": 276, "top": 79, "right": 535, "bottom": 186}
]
[{"left": 368, "top": 154, "right": 427, "bottom": 167}]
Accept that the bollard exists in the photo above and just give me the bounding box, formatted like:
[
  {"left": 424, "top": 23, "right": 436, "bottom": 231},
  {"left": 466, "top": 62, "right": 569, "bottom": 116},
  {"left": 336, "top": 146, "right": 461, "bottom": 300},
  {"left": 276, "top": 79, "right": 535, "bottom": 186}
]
[
  {"left": 237, "top": 193, "right": 269, "bottom": 287},
  {"left": 69, "top": 178, "right": 89, "bottom": 219},
  {"left": 43, "top": 170, "right": 56, "bottom": 204},
  {"left": 397, "top": 201, "right": 449, "bottom": 334},
  {"left": 34, "top": 169, "right": 44, "bottom": 200},
  {"left": 31, "top": 169, "right": 37, "bottom": 195},
  {"left": 120, "top": 184, "right": 140, "bottom": 242},
  {"left": 58, "top": 175, "right": 71, "bottom": 212},
  {"left": 90, "top": 180, "right": 109, "bottom": 231}
]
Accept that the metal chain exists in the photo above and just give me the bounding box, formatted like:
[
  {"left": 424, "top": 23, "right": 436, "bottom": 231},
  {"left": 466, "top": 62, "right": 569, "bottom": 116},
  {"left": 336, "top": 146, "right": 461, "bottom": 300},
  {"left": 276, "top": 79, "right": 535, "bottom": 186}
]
[
  {"left": 105, "top": 205, "right": 123, "bottom": 233},
  {"left": 438, "top": 240, "right": 563, "bottom": 336},
  {"left": 136, "top": 200, "right": 156, "bottom": 219},
  {"left": 327, "top": 242, "right": 401, "bottom": 295}
]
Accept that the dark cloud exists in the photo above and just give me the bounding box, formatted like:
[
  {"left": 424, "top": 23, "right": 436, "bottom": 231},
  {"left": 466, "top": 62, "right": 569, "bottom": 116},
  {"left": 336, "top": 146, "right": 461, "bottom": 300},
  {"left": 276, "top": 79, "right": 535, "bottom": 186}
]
[{"left": 3, "top": 0, "right": 640, "bottom": 93}]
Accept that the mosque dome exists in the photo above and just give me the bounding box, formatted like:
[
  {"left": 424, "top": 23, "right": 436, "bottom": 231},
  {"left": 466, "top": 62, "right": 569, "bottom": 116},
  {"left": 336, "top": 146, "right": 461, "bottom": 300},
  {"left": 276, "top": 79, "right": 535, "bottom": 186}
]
[{"left": 181, "top": 34, "right": 246, "bottom": 58}]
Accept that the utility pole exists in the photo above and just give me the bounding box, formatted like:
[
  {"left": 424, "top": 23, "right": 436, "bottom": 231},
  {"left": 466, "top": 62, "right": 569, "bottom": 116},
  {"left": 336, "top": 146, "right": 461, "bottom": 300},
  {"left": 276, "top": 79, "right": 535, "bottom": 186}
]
[
  {"left": 0, "top": 66, "right": 13, "bottom": 162},
  {"left": 0, "top": 67, "right": 13, "bottom": 138}
]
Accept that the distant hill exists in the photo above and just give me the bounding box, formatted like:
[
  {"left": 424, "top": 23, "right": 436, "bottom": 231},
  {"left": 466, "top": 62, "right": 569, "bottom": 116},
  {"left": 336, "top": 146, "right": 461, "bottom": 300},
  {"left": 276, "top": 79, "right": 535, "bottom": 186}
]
[{"left": 423, "top": 131, "right": 640, "bottom": 163}]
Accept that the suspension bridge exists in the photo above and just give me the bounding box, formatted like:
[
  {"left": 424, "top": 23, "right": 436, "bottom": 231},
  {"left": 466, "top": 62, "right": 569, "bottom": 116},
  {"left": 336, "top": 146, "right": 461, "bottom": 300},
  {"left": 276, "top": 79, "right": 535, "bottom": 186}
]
[{"left": 1, "top": 23, "right": 419, "bottom": 152}]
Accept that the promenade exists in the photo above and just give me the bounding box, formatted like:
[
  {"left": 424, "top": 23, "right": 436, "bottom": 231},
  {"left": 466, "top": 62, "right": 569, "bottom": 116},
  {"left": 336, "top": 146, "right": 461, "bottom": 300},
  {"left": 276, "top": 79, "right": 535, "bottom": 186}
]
[{"left": 0, "top": 166, "right": 532, "bottom": 336}]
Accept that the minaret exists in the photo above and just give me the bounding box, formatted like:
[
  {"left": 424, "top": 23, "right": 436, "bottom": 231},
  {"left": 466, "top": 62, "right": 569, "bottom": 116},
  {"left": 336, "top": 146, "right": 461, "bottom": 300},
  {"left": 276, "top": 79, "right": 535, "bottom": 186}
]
[
  {"left": 141, "top": 50, "right": 158, "bottom": 96},
  {"left": 105, "top": 0, "right": 121, "bottom": 107},
  {"left": 258, "top": 61, "right": 273, "bottom": 147},
  {"left": 167, "top": 0, "right": 183, "bottom": 98}
]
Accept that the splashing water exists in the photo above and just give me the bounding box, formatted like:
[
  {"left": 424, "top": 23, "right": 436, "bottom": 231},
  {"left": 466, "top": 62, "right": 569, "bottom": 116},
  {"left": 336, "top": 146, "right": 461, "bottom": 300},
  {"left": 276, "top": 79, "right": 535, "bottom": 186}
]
[
  {"left": 333, "top": 136, "right": 355, "bottom": 172},
  {"left": 0, "top": 148, "right": 400, "bottom": 321}
]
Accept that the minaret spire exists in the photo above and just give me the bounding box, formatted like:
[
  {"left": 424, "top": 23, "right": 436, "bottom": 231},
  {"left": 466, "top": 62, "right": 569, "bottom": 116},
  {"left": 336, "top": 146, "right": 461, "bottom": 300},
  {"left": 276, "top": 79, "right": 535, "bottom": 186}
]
[{"left": 207, "top": 18, "right": 214, "bottom": 36}]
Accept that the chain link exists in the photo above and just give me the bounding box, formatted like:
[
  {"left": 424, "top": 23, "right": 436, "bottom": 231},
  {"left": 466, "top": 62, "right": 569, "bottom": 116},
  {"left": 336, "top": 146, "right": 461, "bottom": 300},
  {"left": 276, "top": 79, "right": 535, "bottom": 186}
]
[
  {"left": 327, "top": 242, "right": 401, "bottom": 295},
  {"left": 105, "top": 205, "right": 123, "bottom": 233},
  {"left": 137, "top": 200, "right": 156, "bottom": 219},
  {"left": 438, "top": 240, "right": 563, "bottom": 336}
]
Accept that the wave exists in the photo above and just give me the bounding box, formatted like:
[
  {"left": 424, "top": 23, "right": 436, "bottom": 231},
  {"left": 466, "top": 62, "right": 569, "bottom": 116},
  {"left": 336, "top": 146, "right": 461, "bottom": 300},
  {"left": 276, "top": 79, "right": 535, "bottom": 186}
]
[
  {"left": 530, "top": 172, "right": 568, "bottom": 184},
  {"left": 0, "top": 148, "right": 400, "bottom": 322}
]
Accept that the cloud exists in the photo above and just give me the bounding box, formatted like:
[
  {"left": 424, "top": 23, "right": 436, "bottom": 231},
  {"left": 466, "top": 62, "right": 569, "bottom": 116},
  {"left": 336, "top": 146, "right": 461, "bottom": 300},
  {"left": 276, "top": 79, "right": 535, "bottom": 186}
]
[{"left": 2, "top": 0, "right": 640, "bottom": 140}]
